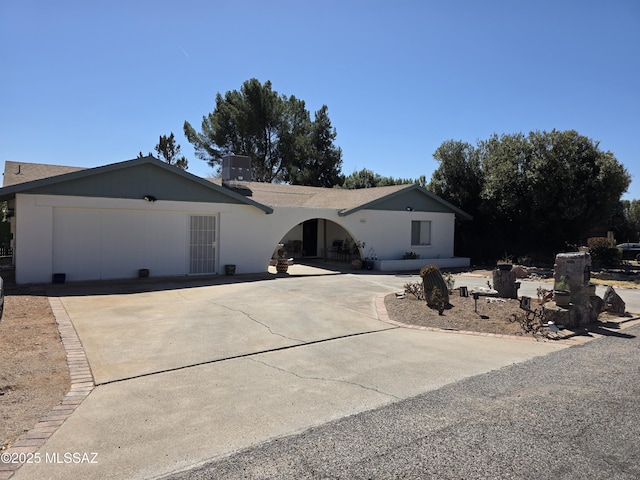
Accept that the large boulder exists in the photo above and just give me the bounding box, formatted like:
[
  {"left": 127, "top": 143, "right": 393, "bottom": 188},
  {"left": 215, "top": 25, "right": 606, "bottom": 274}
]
[
  {"left": 512, "top": 265, "right": 530, "bottom": 278},
  {"left": 603, "top": 286, "right": 626, "bottom": 315}
]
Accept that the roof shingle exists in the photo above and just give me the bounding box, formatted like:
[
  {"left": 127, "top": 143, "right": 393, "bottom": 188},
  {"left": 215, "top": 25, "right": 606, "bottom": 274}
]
[
  {"left": 3, "top": 161, "right": 86, "bottom": 187},
  {"left": 209, "top": 179, "right": 412, "bottom": 211}
]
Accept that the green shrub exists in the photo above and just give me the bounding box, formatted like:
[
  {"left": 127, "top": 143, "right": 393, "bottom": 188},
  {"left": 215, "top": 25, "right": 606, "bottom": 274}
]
[
  {"left": 555, "top": 275, "right": 569, "bottom": 292},
  {"left": 587, "top": 237, "right": 622, "bottom": 269}
]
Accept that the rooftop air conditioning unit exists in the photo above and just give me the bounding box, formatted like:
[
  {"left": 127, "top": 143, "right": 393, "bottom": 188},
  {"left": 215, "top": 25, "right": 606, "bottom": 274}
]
[{"left": 222, "top": 155, "right": 252, "bottom": 183}]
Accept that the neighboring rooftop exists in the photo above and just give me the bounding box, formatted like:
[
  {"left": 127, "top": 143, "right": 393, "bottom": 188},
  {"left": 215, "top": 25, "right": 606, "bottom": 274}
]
[{"left": 3, "top": 161, "right": 86, "bottom": 187}]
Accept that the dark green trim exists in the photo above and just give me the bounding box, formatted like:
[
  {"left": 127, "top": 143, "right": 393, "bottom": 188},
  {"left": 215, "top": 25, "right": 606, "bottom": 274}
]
[
  {"left": 0, "top": 156, "right": 273, "bottom": 214},
  {"left": 339, "top": 184, "right": 472, "bottom": 220}
]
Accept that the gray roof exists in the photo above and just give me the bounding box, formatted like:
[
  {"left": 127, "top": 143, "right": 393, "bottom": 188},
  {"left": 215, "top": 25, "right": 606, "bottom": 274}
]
[
  {"left": 212, "top": 180, "right": 472, "bottom": 219},
  {"left": 0, "top": 158, "right": 471, "bottom": 220},
  {"left": 3, "top": 161, "right": 86, "bottom": 187},
  {"left": 212, "top": 180, "right": 408, "bottom": 209},
  {"left": 0, "top": 157, "right": 273, "bottom": 213}
]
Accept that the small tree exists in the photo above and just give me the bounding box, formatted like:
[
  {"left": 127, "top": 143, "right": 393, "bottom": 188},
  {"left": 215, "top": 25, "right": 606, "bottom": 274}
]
[{"left": 155, "top": 133, "right": 188, "bottom": 170}]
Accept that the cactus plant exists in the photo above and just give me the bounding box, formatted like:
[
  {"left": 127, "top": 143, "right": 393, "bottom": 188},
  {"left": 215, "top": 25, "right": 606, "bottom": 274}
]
[
  {"left": 429, "top": 286, "right": 447, "bottom": 315},
  {"left": 419, "top": 264, "right": 450, "bottom": 308}
]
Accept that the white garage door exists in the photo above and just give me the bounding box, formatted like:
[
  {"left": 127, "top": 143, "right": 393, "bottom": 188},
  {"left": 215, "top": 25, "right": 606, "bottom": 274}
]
[{"left": 52, "top": 208, "right": 214, "bottom": 281}]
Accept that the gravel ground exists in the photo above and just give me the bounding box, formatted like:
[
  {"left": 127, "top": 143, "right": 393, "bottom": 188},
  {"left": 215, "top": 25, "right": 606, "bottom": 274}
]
[
  {"left": 166, "top": 322, "right": 640, "bottom": 480},
  {"left": 0, "top": 286, "right": 69, "bottom": 452},
  {"left": 385, "top": 291, "right": 536, "bottom": 336}
]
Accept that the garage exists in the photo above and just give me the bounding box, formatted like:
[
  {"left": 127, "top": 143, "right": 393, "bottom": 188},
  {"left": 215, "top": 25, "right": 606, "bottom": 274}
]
[
  {"left": 51, "top": 207, "right": 215, "bottom": 281},
  {"left": 0, "top": 157, "right": 271, "bottom": 284}
]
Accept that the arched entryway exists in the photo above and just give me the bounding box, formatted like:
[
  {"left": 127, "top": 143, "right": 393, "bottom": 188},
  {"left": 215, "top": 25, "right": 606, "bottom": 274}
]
[{"left": 270, "top": 218, "right": 363, "bottom": 266}]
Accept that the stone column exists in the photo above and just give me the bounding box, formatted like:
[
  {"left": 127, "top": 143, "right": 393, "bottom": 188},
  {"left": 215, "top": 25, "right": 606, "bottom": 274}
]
[
  {"left": 493, "top": 269, "right": 517, "bottom": 299},
  {"left": 553, "top": 252, "right": 593, "bottom": 327}
]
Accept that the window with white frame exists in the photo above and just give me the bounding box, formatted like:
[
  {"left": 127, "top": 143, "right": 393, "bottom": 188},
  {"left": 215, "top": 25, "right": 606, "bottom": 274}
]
[{"left": 411, "top": 220, "right": 431, "bottom": 246}]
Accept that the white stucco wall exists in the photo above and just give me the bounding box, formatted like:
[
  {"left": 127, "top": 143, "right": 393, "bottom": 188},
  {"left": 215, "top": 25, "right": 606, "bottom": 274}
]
[
  {"left": 13, "top": 193, "right": 463, "bottom": 284},
  {"left": 14, "top": 195, "right": 54, "bottom": 284},
  {"left": 15, "top": 194, "right": 236, "bottom": 283},
  {"left": 216, "top": 204, "right": 273, "bottom": 273},
  {"left": 337, "top": 209, "right": 456, "bottom": 261},
  {"left": 222, "top": 206, "right": 458, "bottom": 267}
]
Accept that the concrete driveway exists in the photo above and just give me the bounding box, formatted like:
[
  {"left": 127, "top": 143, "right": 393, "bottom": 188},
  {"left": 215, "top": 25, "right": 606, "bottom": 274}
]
[{"left": 14, "top": 265, "right": 633, "bottom": 480}]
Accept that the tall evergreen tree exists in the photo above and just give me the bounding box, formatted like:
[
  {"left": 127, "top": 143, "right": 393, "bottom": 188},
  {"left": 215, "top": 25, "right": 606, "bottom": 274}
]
[
  {"left": 184, "top": 79, "right": 343, "bottom": 185},
  {"left": 429, "top": 130, "right": 631, "bottom": 261},
  {"left": 615, "top": 199, "right": 640, "bottom": 242},
  {"left": 428, "top": 140, "right": 484, "bottom": 259},
  {"left": 287, "top": 105, "right": 343, "bottom": 187},
  {"left": 154, "top": 132, "right": 188, "bottom": 170},
  {"left": 341, "top": 168, "right": 416, "bottom": 189},
  {"left": 428, "top": 140, "right": 483, "bottom": 214}
]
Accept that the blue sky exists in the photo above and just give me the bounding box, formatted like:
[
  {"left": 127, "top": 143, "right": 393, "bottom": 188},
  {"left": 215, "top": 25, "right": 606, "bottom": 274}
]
[{"left": 2, "top": 1, "right": 639, "bottom": 199}]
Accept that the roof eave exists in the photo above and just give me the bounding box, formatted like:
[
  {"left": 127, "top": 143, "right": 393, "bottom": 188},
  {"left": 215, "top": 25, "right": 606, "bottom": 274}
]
[
  {"left": 339, "top": 184, "right": 472, "bottom": 220},
  {"left": 0, "top": 157, "right": 274, "bottom": 214}
]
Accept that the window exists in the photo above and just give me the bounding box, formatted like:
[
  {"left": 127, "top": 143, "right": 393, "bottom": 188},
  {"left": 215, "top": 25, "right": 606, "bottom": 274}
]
[{"left": 411, "top": 221, "right": 431, "bottom": 246}]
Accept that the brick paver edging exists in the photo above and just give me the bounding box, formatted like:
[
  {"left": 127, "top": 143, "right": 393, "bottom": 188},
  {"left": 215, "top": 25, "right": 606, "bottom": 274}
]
[
  {"left": 375, "top": 294, "right": 578, "bottom": 345},
  {"left": 0, "top": 297, "right": 95, "bottom": 480}
]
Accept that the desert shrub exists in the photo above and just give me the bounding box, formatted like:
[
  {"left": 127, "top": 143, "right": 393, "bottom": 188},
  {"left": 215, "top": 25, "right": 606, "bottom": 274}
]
[
  {"left": 404, "top": 282, "right": 424, "bottom": 300},
  {"left": 587, "top": 237, "right": 622, "bottom": 269},
  {"left": 442, "top": 272, "right": 455, "bottom": 293}
]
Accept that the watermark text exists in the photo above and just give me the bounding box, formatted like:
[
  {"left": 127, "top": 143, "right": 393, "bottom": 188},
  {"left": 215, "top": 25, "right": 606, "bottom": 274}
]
[{"left": 1, "top": 451, "right": 98, "bottom": 465}]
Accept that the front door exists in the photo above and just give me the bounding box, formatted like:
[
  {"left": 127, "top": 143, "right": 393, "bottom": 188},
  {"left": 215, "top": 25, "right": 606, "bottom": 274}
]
[
  {"left": 189, "top": 215, "right": 217, "bottom": 274},
  {"left": 302, "top": 219, "right": 318, "bottom": 257}
]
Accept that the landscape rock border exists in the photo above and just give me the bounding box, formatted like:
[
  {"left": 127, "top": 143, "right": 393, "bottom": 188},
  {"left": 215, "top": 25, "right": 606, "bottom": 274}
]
[{"left": 0, "top": 298, "right": 94, "bottom": 480}]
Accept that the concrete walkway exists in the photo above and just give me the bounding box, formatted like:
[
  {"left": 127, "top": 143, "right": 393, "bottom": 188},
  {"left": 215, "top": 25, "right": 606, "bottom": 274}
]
[{"left": 10, "top": 265, "right": 638, "bottom": 479}]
